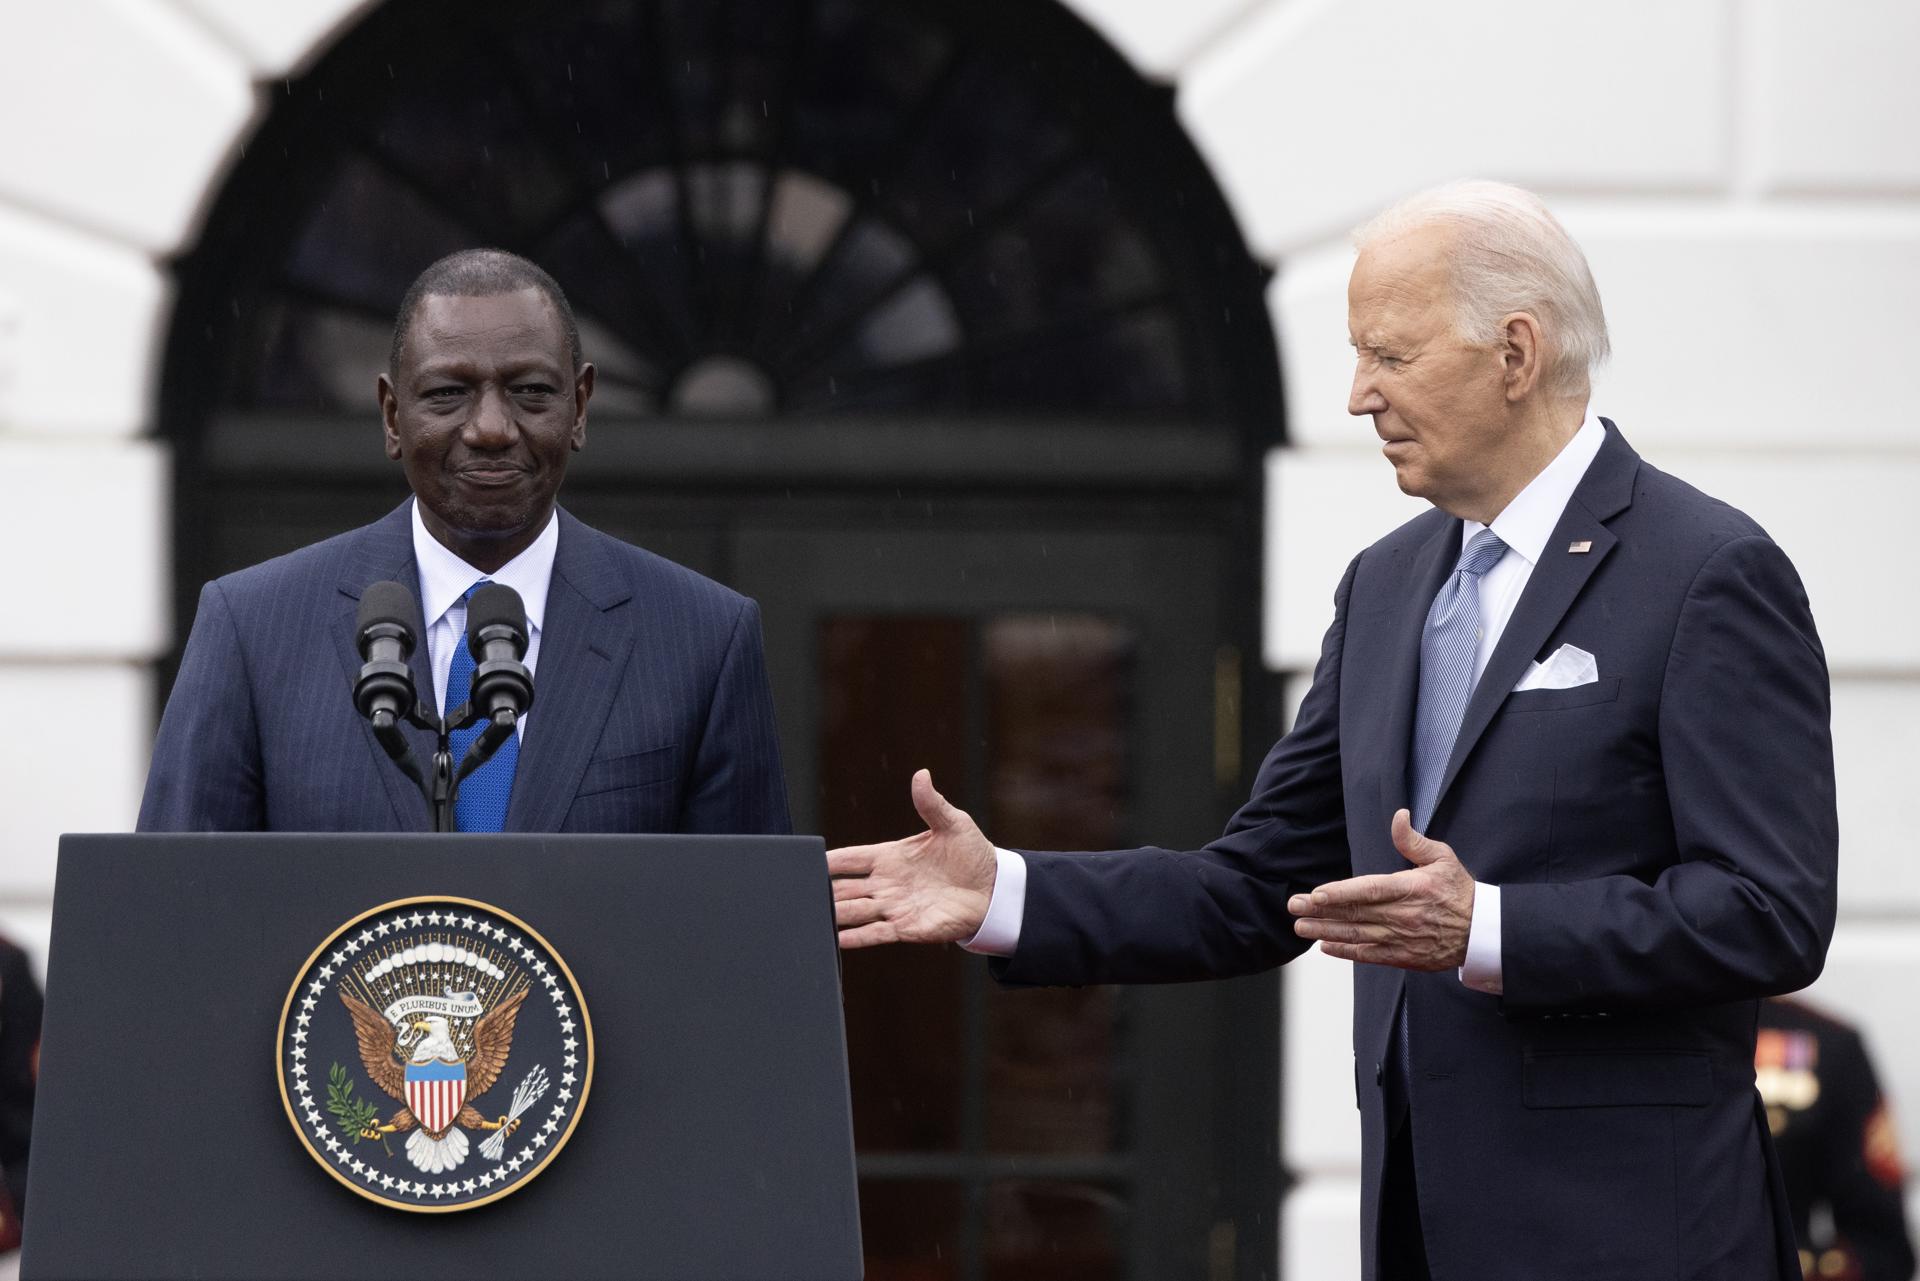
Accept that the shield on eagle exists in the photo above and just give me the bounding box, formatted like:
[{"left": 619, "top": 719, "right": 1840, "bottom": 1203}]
[{"left": 405, "top": 1058, "right": 468, "bottom": 1137}]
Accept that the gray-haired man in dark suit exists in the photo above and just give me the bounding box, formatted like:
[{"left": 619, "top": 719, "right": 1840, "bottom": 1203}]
[{"left": 827, "top": 182, "right": 1836, "bottom": 1280}]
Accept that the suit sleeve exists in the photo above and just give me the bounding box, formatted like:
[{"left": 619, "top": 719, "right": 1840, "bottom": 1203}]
[
  {"left": 1500, "top": 536, "right": 1838, "bottom": 1013},
  {"left": 136, "top": 581, "right": 267, "bottom": 832},
  {"left": 994, "top": 557, "right": 1358, "bottom": 987},
  {"left": 677, "top": 597, "right": 791, "bottom": 836}
]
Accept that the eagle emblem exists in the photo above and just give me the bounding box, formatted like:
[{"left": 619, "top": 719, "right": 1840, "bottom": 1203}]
[
  {"left": 341, "top": 977, "right": 528, "bottom": 1173},
  {"left": 278, "top": 898, "right": 592, "bottom": 1211}
]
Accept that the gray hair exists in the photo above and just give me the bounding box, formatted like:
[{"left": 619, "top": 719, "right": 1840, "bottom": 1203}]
[{"left": 1354, "top": 181, "right": 1609, "bottom": 398}]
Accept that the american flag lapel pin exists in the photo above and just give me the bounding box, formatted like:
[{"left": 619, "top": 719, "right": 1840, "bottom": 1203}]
[{"left": 1568, "top": 540, "right": 1593, "bottom": 554}]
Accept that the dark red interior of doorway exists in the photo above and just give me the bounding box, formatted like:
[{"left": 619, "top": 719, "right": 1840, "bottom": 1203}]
[{"left": 821, "top": 614, "right": 1136, "bottom": 1279}]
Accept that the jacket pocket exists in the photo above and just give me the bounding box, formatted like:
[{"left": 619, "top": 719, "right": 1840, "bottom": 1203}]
[
  {"left": 1504, "top": 675, "right": 1622, "bottom": 712},
  {"left": 1522, "top": 1049, "right": 1712, "bottom": 1108},
  {"left": 574, "top": 744, "right": 677, "bottom": 797}
]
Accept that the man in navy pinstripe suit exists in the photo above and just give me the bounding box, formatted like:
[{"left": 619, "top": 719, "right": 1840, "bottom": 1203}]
[{"left": 138, "top": 250, "right": 789, "bottom": 835}]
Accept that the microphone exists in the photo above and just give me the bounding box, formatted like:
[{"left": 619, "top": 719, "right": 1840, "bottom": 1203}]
[
  {"left": 354, "top": 580, "right": 423, "bottom": 730},
  {"left": 464, "top": 583, "right": 535, "bottom": 727}
]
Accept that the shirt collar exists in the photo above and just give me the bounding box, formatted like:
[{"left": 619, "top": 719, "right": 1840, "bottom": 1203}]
[
  {"left": 409, "top": 498, "right": 558, "bottom": 633},
  {"left": 1464, "top": 412, "right": 1607, "bottom": 567}
]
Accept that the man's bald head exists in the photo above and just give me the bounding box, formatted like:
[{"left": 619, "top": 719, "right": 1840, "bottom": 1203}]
[{"left": 390, "top": 248, "right": 582, "bottom": 376}]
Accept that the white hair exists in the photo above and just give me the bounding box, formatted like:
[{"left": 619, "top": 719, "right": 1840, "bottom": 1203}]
[{"left": 1353, "top": 180, "right": 1609, "bottom": 398}]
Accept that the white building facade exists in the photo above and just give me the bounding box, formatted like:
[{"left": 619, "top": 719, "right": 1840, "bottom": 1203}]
[{"left": 1, "top": 1, "right": 1915, "bottom": 1273}]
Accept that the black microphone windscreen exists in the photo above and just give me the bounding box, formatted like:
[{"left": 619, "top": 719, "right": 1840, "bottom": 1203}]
[
  {"left": 357, "top": 580, "right": 421, "bottom": 655},
  {"left": 466, "top": 583, "right": 528, "bottom": 654}
]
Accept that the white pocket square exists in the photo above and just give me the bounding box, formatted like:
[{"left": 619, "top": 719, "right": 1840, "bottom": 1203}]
[{"left": 1514, "top": 643, "right": 1599, "bottom": 692}]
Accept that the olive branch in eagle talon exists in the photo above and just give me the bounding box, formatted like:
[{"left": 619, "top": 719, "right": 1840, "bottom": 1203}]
[
  {"left": 327, "top": 1062, "right": 393, "bottom": 1156},
  {"left": 339, "top": 988, "right": 528, "bottom": 1148}
]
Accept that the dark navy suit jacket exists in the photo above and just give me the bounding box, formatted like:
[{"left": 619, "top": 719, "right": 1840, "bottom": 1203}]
[
  {"left": 998, "top": 424, "right": 1837, "bottom": 1280},
  {"left": 138, "top": 502, "right": 789, "bottom": 835}
]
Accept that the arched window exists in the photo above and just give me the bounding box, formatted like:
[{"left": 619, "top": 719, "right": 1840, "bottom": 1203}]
[{"left": 165, "top": 0, "right": 1276, "bottom": 488}]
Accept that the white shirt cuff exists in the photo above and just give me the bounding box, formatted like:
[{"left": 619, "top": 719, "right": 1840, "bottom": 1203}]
[
  {"left": 1459, "top": 881, "right": 1503, "bottom": 995},
  {"left": 960, "top": 847, "right": 1027, "bottom": 956}
]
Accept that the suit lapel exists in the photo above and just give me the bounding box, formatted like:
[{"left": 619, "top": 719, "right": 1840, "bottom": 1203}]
[
  {"left": 505, "top": 511, "right": 635, "bottom": 833},
  {"left": 1429, "top": 423, "right": 1641, "bottom": 815},
  {"left": 1379, "top": 515, "right": 1464, "bottom": 818},
  {"left": 332, "top": 502, "right": 435, "bottom": 832}
]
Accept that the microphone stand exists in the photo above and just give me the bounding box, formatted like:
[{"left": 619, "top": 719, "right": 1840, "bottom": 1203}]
[
  {"left": 371, "top": 699, "right": 515, "bottom": 833},
  {"left": 356, "top": 581, "right": 531, "bottom": 832}
]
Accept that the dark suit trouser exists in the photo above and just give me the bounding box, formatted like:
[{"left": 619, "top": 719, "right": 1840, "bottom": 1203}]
[
  {"left": 1380, "top": 1117, "right": 1432, "bottom": 1281},
  {"left": 1380, "top": 999, "right": 1431, "bottom": 1281}
]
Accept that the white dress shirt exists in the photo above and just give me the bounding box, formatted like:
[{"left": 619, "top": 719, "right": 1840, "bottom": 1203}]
[
  {"left": 965, "top": 414, "right": 1611, "bottom": 996},
  {"left": 410, "top": 498, "right": 558, "bottom": 739}
]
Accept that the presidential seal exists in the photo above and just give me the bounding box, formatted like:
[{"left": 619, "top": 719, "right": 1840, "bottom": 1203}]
[{"left": 276, "top": 897, "right": 592, "bottom": 1211}]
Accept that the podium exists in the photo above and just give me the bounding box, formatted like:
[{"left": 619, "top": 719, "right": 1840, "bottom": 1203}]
[{"left": 22, "top": 833, "right": 863, "bottom": 1280}]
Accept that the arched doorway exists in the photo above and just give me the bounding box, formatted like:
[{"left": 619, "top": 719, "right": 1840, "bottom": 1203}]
[{"left": 161, "top": 1, "right": 1285, "bottom": 1275}]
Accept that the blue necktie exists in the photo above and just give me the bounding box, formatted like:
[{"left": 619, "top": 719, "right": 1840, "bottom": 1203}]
[
  {"left": 1409, "top": 528, "right": 1508, "bottom": 831},
  {"left": 1394, "top": 527, "right": 1507, "bottom": 1116},
  {"left": 444, "top": 581, "right": 520, "bottom": 833}
]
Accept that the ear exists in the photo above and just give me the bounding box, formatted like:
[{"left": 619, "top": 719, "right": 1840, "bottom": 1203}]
[
  {"left": 570, "top": 362, "right": 595, "bottom": 451},
  {"left": 1499, "top": 311, "right": 1545, "bottom": 402},
  {"left": 377, "top": 373, "right": 403, "bottom": 461}
]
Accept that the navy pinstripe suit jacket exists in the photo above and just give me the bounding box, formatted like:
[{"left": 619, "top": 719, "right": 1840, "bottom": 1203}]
[{"left": 138, "top": 502, "right": 790, "bottom": 835}]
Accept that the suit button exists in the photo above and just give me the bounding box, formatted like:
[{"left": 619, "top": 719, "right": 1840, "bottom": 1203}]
[{"left": 1375, "top": 1061, "right": 1384, "bottom": 1085}]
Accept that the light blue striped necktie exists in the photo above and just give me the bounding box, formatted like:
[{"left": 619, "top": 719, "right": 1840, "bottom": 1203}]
[
  {"left": 1395, "top": 527, "right": 1507, "bottom": 1105},
  {"left": 1410, "top": 528, "right": 1508, "bottom": 831},
  {"left": 444, "top": 580, "right": 520, "bottom": 833}
]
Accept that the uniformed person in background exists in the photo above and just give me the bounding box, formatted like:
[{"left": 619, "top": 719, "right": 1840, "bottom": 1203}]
[
  {"left": 0, "top": 935, "right": 42, "bottom": 1256},
  {"left": 1759, "top": 997, "right": 1917, "bottom": 1281}
]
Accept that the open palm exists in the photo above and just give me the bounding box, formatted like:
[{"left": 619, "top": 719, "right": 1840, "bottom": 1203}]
[{"left": 828, "top": 769, "right": 998, "bottom": 949}]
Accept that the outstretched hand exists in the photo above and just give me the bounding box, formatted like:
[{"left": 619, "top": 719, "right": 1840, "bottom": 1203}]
[
  {"left": 827, "top": 769, "right": 998, "bottom": 950},
  {"left": 1287, "top": 809, "right": 1476, "bottom": 971}
]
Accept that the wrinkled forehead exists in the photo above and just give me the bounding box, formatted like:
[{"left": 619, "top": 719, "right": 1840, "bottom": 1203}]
[{"left": 1347, "top": 227, "right": 1459, "bottom": 336}]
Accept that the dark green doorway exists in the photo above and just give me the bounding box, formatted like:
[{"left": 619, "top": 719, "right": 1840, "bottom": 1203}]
[{"left": 738, "top": 510, "right": 1273, "bottom": 1280}]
